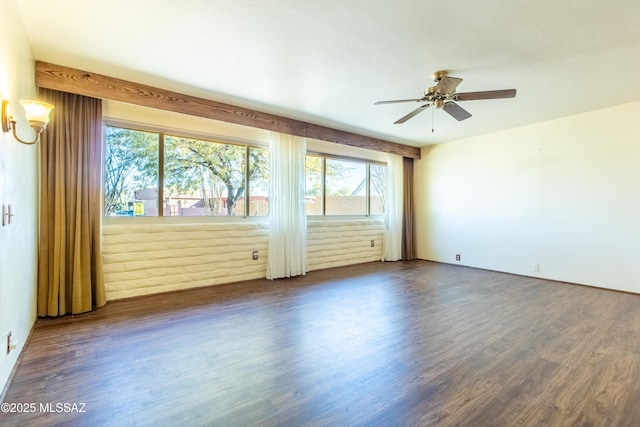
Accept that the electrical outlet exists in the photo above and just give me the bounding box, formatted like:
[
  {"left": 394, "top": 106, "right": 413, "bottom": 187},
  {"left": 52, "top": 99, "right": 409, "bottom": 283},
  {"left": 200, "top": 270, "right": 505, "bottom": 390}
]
[
  {"left": 455, "top": 254, "right": 461, "bottom": 261},
  {"left": 533, "top": 264, "right": 540, "bottom": 272},
  {"left": 370, "top": 240, "right": 375, "bottom": 247},
  {"left": 252, "top": 250, "right": 259, "bottom": 260}
]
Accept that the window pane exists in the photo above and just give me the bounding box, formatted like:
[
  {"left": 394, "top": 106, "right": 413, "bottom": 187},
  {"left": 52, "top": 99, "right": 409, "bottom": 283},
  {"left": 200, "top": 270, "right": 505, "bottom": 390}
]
[
  {"left": 249, "top": 147, "right": 269, "bottom": 216},
  {"left": 164, "top": 136, "right": 246, "bottom": 216},
  {"left": 104, "top": 126, "right": 159, "bottom": 216},
  {"left": 325, "top": 158, "right": 366, "bottom": 215},
  {"left": 305, "top": 156, "right": 323, "bottom": 215},
  {"left": 369, "top": 164, "right": 387, "bottom": 215}
]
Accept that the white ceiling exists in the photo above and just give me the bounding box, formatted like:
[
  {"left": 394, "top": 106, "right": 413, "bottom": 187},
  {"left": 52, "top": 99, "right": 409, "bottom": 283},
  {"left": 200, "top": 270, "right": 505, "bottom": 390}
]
[{"left": 15, "top": 0, "right": 640, "bottom": 147}]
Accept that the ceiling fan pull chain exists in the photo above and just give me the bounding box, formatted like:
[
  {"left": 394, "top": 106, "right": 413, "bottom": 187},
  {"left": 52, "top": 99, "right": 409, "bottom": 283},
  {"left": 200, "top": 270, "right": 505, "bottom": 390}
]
[{"left": 432, "top": 104, "right": 435, "bottom": 133}]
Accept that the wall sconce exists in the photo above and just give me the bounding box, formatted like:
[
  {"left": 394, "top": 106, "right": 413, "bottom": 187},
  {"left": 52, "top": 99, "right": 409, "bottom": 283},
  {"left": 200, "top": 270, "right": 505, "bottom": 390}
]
[{"left": 1, "top": 99, "right": 55, "bottom": 145}]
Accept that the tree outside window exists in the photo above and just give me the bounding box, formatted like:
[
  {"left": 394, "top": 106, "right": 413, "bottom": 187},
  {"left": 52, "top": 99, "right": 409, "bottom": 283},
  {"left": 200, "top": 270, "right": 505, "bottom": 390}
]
[
  {"left": 104, "top": 125, "right": 269, "bottom": 217},
  {"left": 104, "top": 127, "right": 159, "bottom": 216}
]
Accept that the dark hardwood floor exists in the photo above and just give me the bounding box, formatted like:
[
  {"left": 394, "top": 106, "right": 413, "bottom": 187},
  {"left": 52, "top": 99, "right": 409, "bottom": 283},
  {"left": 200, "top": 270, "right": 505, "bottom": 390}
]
[{"left": 3, "top": 260, "right": 640, "bottom": 426}]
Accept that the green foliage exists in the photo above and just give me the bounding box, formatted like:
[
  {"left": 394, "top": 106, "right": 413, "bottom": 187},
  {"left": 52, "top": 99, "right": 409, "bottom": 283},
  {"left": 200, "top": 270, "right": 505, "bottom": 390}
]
[
  {"left": 104, "top": 126, "right": 385, "bottom": 218},
  {"left": 165, "top": 136, "right": 268, "bottom": 215},
  {"left": 105, "top": 126, "right": 269, "bottom": 217},
  {"left": 305, "top": 156, "right": 323, "bottom": 196},
  {"left": 104, "top": 127, "right": 159, "bottom": 215},
  {"left": 249, "top": 147, "right": 269, "bottom": 194}
]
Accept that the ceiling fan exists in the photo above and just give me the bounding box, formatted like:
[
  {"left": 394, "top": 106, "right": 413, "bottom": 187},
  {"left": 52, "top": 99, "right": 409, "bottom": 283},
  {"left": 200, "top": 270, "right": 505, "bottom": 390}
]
[{"left": 375, "top": 70, "right": 516, "bottom": 124}]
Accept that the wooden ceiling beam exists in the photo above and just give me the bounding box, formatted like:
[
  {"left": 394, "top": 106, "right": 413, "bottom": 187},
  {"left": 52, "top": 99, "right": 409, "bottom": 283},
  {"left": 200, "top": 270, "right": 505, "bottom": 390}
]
[{"left": 35, "top": 61, "right": 420, "bottom": 159}]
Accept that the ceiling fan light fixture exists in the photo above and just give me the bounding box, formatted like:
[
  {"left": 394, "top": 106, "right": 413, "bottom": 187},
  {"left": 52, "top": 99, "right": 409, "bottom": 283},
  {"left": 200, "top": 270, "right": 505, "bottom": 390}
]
[{"left": 434, "top": 99, "right": 444, "bottom": 109}]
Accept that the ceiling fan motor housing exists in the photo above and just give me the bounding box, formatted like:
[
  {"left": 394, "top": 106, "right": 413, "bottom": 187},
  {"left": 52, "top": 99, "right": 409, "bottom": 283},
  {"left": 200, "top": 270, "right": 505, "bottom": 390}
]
[{"left": 431, "top": 70, "right": 448, "bottom": 82}]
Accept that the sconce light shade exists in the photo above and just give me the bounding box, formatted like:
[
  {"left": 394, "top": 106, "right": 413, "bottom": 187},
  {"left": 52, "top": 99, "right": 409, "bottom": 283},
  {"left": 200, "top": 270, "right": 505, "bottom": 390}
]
[
  {"left": 20, "top": 100, "right": 54, "bottom": 133},
  {"left": 1, "top": 98, "right": 54, "bottom": 145},
  {"left": 1, "top": 100, "right": 9, "bottom": 132}
]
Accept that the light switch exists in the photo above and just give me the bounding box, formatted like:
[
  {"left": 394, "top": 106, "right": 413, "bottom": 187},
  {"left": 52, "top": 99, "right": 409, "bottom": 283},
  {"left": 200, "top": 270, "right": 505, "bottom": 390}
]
[{"left": 2, "top": 204, "right": 14, "bottom": 226}]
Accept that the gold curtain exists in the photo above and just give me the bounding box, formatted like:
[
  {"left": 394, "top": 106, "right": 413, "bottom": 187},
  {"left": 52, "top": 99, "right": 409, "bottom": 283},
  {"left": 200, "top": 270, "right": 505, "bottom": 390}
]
[
  {"left": 37, "top": 89, "right": 106, "bottom": 317},
  {"left": 402, "top": 156, "right": 416, "bottom": 260}
]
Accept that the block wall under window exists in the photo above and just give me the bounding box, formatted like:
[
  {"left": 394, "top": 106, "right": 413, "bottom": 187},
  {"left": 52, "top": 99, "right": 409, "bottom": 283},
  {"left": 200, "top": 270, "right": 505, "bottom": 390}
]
[{"left": 103, "top": 218, "right": 385, "bottom": 300}]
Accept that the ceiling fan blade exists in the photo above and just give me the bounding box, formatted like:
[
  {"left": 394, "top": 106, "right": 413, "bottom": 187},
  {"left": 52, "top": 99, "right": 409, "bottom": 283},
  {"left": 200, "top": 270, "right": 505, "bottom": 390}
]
[
  {"left": 394, "top": 104, "right": 431, "bottom": 124},
  {"left": 436, "top": 76, "right": 463, "bottom": 94},
  {"left": 374, "top": 98, "right": 423, "bottom": 105},
  {"left": 456, "top": 89, "right": 517, "bottom": 101},
  {"left": 443, "top": 101, "right": 472, "bottom": 121}
]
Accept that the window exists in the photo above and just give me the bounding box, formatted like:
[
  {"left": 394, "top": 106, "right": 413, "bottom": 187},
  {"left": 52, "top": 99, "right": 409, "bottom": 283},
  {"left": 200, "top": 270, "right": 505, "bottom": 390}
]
[
  {"left": 104, "top": 127, "right": 159, "bottom": 217},
  {"left": 305, "top": 156, "right": 324, "bottom": 215},
  {"left": 104, "top": 125, "right": 269, "bottom": 217},
  {"left": 305, "top": 154, "right": 387, "bottom": 216},
  {"left": 248, "top": 146, "right": 269, "bottom": 216},
  {"left": 326, "top": 158, "right": 367, "bottom": 215},
  {"left": 369, "top": 164, "right": 387, "bottom": 215}
]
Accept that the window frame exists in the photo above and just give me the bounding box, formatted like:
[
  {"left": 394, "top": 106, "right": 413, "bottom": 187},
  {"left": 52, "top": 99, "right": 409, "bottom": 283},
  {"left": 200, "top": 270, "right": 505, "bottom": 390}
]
[
  {"left": 305, "top": 151, "right": 387, "bottom": 217},
  {"left": 103, "top": 120, "right": 269, "bottom": 219}
]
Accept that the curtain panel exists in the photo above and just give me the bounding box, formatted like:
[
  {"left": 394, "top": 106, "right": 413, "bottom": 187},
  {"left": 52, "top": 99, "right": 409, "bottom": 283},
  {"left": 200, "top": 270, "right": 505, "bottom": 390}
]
[
  {"left": 37, "top": 88, "right": 106, "bottom": 316},
  {"left": 382, "top": 154, "right": 403, "bottom": 261},
  {"left": 266, "top": 132, "right": 308, "bottom": 279},
  {"left": 402, "top": 157, "right": 416, "bottom": 260}
]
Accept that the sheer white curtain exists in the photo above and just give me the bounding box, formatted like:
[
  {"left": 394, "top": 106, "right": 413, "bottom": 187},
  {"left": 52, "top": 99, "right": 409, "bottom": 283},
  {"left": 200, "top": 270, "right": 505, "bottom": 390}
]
[
  {"left": 266, "top": 132, "right": 308, "bottom": 279},
  {"left": 382, "top": 154, "right": 403, "bottom": 261}
]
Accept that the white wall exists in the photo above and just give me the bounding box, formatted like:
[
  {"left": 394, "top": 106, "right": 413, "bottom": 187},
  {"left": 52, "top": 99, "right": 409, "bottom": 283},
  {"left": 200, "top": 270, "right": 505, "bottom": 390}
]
[
  {"left": 0, "top": 0, "right": 38, "bottom": 397},
  {"left": 415, "top": 100, "right": 640, "bottom": 293}
]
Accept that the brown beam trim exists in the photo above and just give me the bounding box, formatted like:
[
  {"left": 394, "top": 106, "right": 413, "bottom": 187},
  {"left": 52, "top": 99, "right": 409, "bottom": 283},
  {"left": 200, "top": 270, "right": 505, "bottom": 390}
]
[{"left": 35, "top": 61, "right": 420, "bottom": 159}]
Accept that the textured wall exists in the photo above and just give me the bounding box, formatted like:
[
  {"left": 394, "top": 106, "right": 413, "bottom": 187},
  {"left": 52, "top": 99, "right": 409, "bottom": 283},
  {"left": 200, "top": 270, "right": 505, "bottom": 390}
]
[
  {"left": 103, "top": 218, "right": 385, "bottom": 300},
  {"left": 103, "top": 221, "right": 269, "bottom": 300},
  {"left": 307, "top": 218, "right": 384, "bottom": 271},
  {"left": 0, "top": 1, "right": 39, "bottom": 397}
]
